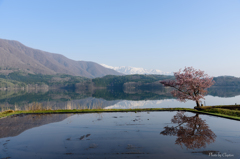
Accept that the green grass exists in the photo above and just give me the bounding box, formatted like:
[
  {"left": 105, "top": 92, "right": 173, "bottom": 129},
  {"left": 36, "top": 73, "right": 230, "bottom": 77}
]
[
  {"left": 199, "top": 108, "right": 240, "bottom": 120},
  {"left": 0, "top": 108, "right": 196, "bottom": 119},
  {"left": 1, "top": 106, "right": 240, "bottom": 121},
  {"left": 193, "top": 105, "right": 240, "bottom": 120}
]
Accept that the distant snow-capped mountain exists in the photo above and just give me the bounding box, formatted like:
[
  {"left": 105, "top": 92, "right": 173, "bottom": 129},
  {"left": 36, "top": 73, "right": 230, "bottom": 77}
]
[{"left": 101, "top": 64, "right": 172, "bottom": 75}]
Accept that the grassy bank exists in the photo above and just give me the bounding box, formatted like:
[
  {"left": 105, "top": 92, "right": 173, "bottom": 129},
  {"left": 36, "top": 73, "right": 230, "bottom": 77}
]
[
  {"left": 200, "top": 108, "right": 240, "bottom": 120},
  {"left": 0, "top": 108, "right": 196, "bottom": 119},
  {"left": 195, "top": 105, "right": 240, "bottom": 120},
  {"left": 1, "top": 106, "right": 240, "bottom": 121}
]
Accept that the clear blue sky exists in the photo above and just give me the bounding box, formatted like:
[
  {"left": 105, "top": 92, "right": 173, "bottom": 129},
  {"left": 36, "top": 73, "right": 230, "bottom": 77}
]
[{"left": 0, "top": 0, "right": 240, "bottom": 77}]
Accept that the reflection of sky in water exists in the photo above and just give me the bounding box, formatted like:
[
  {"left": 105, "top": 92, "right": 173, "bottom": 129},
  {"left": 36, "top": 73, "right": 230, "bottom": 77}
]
[
  {"left": 104, "top": 95, "right": 240, "bottom": 109},
  {"left": 1, "top": 112, "right": 240, "bottom": 159}
]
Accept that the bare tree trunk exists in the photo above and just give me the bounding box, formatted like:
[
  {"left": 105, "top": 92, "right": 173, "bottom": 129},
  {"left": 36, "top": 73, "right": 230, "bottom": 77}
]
[{"left": 196, "top": 101, "right": 200, "bottom": 107}]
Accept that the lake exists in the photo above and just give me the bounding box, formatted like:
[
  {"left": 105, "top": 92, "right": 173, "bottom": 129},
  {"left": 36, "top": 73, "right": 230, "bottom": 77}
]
[
  {"left": 0, "top": 86, "right": 240, "bottom": 111},
  {"left": 0, "top": 111, "right": 240, "bottom": 158},
  {"left": 0, "top": 87, "right": 240, "bottom": 158}
]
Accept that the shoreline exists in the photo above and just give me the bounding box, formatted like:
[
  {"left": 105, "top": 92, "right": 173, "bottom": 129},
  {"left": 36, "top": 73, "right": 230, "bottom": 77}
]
[{"left": 1, "top": 107, "right": 240, "bottom": 121}]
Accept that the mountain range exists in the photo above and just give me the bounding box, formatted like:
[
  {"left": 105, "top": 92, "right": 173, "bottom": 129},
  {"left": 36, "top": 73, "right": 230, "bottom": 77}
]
[
  {"left": 101, "top": 64, "right": 172, "bottom": 75},
  {"left": 0, "top": 39, "right": 122, "bottom": 78}
]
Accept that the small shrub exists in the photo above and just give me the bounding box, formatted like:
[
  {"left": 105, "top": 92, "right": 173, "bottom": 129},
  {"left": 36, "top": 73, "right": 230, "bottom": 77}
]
[{"left": 2, "top": 110, "right": 14, "bottom": 114}]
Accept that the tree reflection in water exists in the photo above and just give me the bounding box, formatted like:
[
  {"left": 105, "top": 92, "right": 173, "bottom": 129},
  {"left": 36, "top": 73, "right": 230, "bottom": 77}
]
[{"left": 160, "top": 112, "right": 216, "bottom": 149}]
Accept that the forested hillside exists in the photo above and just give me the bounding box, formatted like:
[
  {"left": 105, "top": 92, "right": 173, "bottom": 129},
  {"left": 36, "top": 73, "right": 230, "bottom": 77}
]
[
  {"left": 92, "top": 74, "right": 174, "bottom": 87},
  {"left": 213, "top": 76, "right": 240, "bottom": 86},
  {"left": 1, "top": 73, "right": 240, "bottom": 89},
  {"left": 0, "top": 72, "right": 88, "bottom": 88},
  {"left": 91, "top": 75, "right": 240, "bottom": 88}
]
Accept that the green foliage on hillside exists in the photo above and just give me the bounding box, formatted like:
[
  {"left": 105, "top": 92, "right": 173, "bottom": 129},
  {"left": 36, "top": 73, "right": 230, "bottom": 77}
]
[
  {"left": 0, "top": 78, "right": 26, "bottom": 88},
  {"left": 213, "top": 76, "right": 240, "bottom": 86},
  {"left": 0, "top": 71, "right": 88, "bottom": 87},
  {"left": 1, "top": 72, "right": 240, "bottom": 89},
  {"left": 92, "top": 74, "right": 174, "bottom": 87}
]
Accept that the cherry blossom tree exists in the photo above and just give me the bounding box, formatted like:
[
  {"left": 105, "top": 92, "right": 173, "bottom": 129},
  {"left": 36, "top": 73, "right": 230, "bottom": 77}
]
[{"left": 160, "top": 67, "right": 214, "bottom": 107}]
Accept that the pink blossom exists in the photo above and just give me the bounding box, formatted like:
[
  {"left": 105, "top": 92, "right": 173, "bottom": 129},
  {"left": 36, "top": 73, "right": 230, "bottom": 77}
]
[{"left": 160, "top": 67, "right": 215, "bottom": 107}]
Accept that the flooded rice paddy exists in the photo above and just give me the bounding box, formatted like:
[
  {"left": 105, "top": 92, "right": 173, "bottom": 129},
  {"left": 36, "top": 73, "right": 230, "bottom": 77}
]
[{"left": 0, "top": 111, "right": 240, "bottom": 159}]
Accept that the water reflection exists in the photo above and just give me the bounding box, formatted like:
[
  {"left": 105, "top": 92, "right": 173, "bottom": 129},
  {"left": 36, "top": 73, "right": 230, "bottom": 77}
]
[
  {"left": 160, "top": 112, "right": 216, "bottom": 150},
  {"left": 0, "top": 86, "right": 240, "bottom": 111},
  {"left": 0, "top": 114, "right": 72, "bottom": 138},
  {"left": 208, "top": 86, "right": 240, "bottom": 97},
  {"left": 1, "top": 112, "right": 240, "bottom": 159}
]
